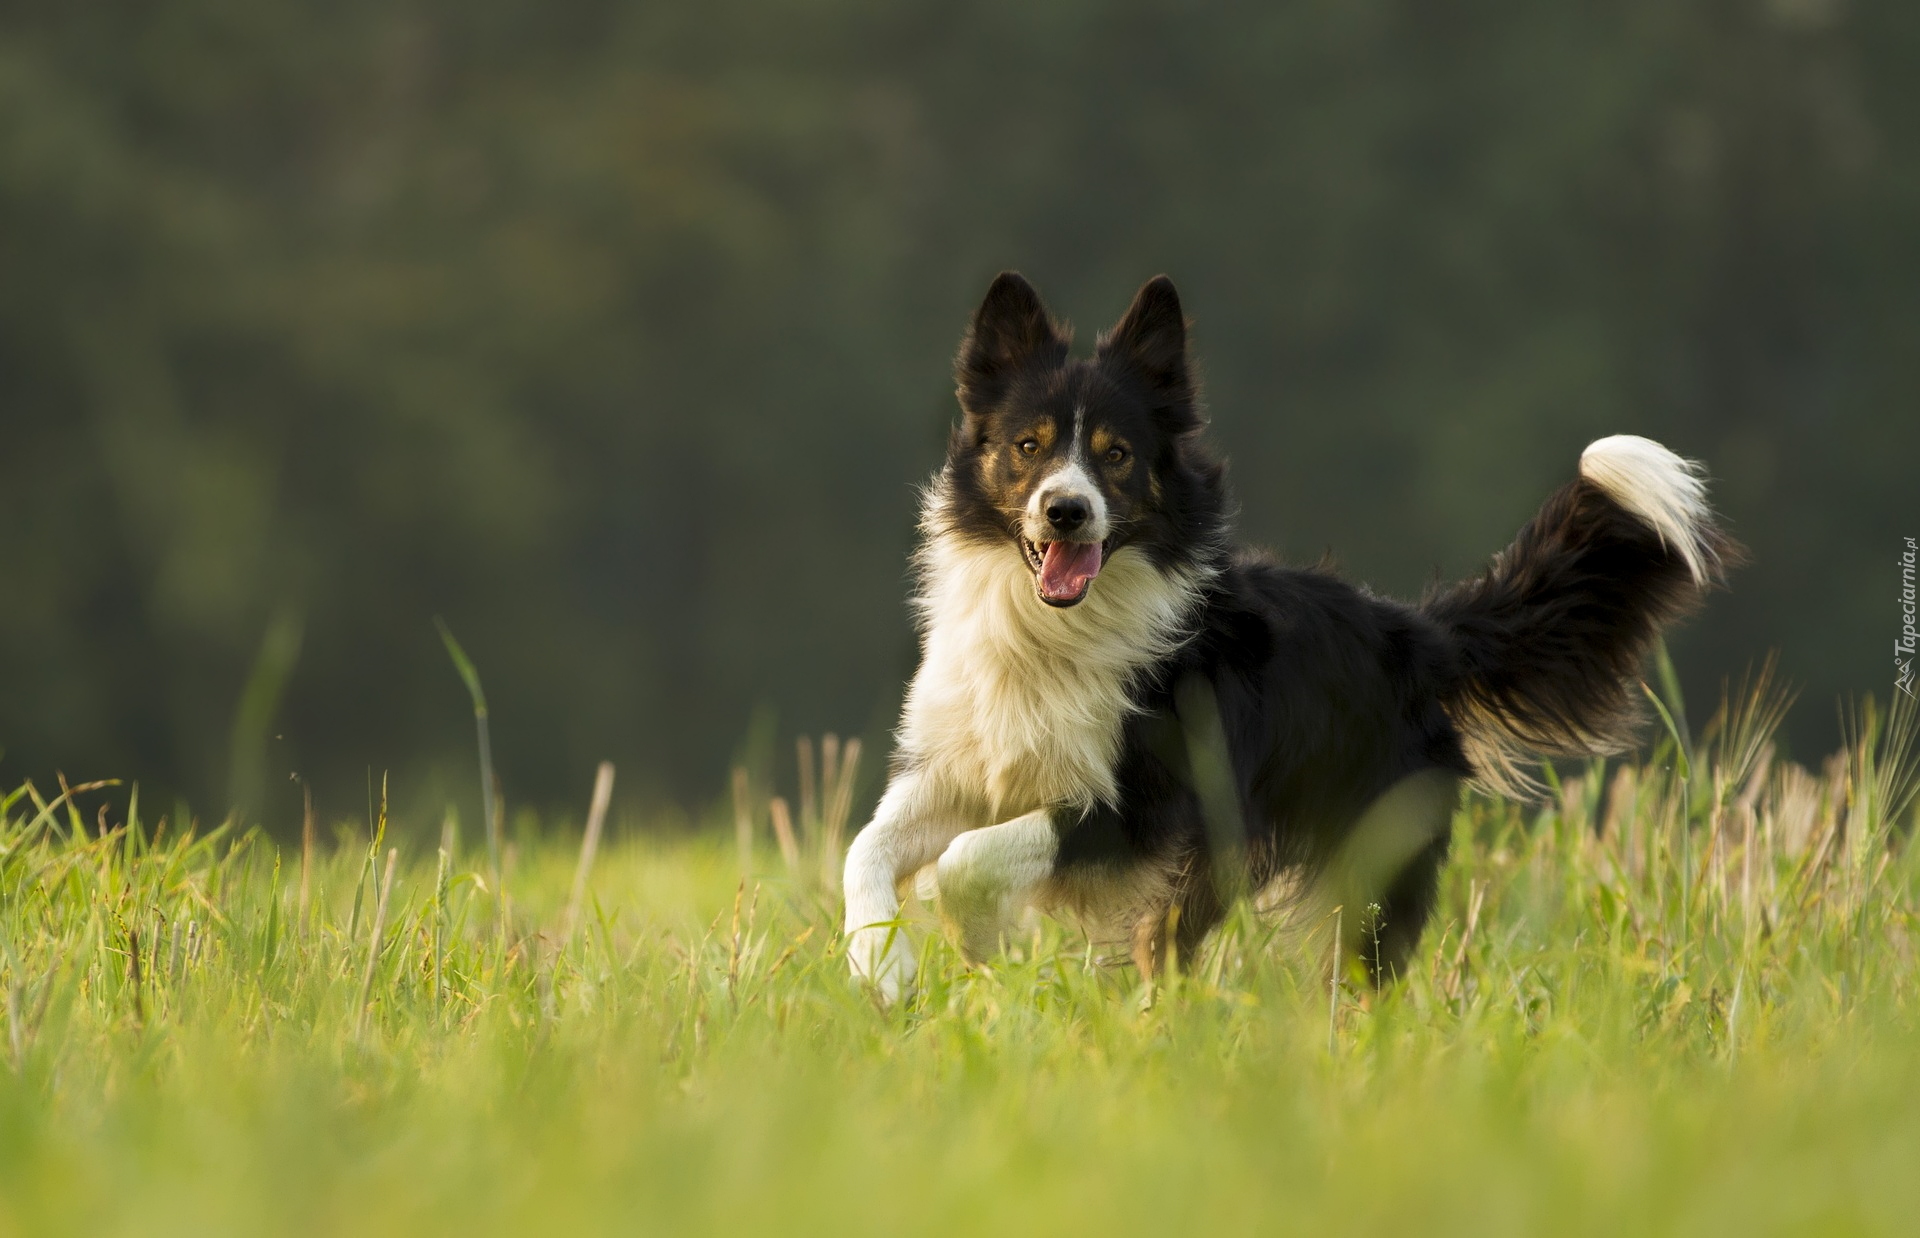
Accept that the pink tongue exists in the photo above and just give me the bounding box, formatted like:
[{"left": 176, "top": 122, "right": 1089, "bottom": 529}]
[{"left": 1039, "top": 541, "right": 1103, "bottom": 601}]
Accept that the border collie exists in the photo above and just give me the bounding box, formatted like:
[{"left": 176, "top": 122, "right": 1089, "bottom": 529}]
[{"left": 843, "top": 272, "right": 1734, "bottom": 999}]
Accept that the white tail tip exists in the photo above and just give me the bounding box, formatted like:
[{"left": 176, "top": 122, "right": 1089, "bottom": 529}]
[{"left": 1579, "top": 435, "right": 1718, "bottom": 585}]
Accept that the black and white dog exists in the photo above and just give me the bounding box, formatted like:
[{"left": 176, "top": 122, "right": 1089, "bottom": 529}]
[{"left": 843, "top": 272, "right": 1733, "bottom": 998}]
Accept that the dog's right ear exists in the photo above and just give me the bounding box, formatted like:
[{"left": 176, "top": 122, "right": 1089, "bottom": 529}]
[{"left": 954, "top": 272, "right": 1069, "bottom": 414}]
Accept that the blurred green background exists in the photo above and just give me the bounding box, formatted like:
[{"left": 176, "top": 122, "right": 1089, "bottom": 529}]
[{"left": 1, "top": 0, "right": 1911, "bottom": 829}]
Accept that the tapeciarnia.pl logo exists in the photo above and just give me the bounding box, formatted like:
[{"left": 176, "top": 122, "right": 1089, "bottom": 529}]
[{"left": 1900, "top": 536, "right": 1917, "bottom": 699}]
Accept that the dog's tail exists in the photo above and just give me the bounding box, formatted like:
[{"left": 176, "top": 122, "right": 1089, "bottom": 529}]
[{"left": 1422, "top": 435, "right": 1739, "bottom": 796}]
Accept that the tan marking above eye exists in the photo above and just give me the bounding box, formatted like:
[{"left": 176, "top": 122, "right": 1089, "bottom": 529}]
[
  {"left": 1090, "top": 428, "right": 1131, "bottom": 465},
  {"left": 1012, "top": 420, "right": 1056, "bottom": 457}
]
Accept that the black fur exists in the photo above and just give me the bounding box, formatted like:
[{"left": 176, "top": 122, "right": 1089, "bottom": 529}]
[{"left": 933, "top": 272, "right": 1735, "bottom": 983}]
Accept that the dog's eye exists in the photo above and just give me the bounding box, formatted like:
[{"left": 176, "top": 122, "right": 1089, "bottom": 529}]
[
  {"left": 1105, "top": 445, "right": 1129, "bottom": 464},
  {"left": 1017, "top": 439, "right": 1040, "bottom": 456}
]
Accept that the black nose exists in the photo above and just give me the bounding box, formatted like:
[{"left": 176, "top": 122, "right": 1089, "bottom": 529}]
[{"left": 1045, "top": 496, "right": 1090, "bottom": 532}]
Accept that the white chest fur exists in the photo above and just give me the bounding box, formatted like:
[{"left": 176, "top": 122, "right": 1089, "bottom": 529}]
[{"left": 897, "top": 529, "right": 1203, "bottom": 822}]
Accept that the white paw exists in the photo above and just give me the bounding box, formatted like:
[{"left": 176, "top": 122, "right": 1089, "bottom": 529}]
[{"left": 846, "top": 924, "right": 917, "bottom": 1002}]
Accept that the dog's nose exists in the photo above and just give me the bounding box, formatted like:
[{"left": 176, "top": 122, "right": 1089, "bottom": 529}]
[{"left": 1045, "top": 496, "right": 1090, "bottom": 532}]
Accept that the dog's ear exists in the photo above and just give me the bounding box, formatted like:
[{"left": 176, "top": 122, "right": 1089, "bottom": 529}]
[
  {"left": 955, "top": 272, "right": 1068, "bottom": 413},
  {"left": 1099, "top": 275, "right": 1198, "bottom": 430}
]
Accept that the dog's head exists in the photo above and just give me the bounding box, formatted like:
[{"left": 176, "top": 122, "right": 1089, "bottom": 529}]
[{"left": 938, "top": 272, "right": 1226, "bottom": 607}]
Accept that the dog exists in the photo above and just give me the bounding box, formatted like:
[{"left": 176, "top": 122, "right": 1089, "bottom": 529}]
[{"left": 842, "top": 271, "right": 1734, "bottom": 999}]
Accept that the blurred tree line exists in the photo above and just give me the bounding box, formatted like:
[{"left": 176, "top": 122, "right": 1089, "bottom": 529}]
[{"left": 1, "top": 0, "right": 1911, "bottom": 830}]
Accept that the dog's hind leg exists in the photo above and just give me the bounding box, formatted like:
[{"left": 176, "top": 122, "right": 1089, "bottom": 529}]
[
  {"left": 1128, "top": 852, "right": 1226, "bottom": 983},
  {"left": 1320, "top": 769, "right": 1461, "bottom": 986},
  {"left": 1359, "top": 830, "right": 1452, "bottom": 985},
  {"left": 935, "top": 809, "right": 1058, "bottom": 965}
]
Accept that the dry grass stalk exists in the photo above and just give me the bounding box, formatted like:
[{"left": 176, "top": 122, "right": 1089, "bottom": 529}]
[
  {"left": 819, "top": 737, "right": 861, "bottom": 892},
  {"left": 725, "top": 881, "right": 758, "bottom": 1006},
  {"left": 1445, "top": 880, "right": 1487, "bottom": 1005},
  {"left": 1772, "top": 762, "right": 1822, "bottom": 856},
  {"left": 731, "top": 767, "right": 755, "bottom": 876},
  {"left": 752, "top": 924, "right": 816, "bottom": 1001},
  {"left": 797, "top": 736, "right": 818, "bottom": 848},
  {"left": 1327, "top": 904, "right": 1342, "bottom": 1053},
  {"left": 752, "top": 733, "right": 867, "bottom": 889},
  {"left": 822, "top": 735, "right": 841, "bottom": 803},
  {"left": 433, "top": 815, "right": 453, "bottom": 1007},
  {"left": 126, "top": 925, "right": 144, "bottom": 1028},
  {"left": 1605, "top": 763, "right": 1641, "bottom": 882},
  {"left": 561, "top": 762, "right": 615, "bottom": 944},
  {"left": 769, "top": 797, "right": 800, "bottom": 873}
]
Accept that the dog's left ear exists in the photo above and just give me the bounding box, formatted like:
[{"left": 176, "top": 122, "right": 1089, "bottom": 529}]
[{"left": 1099, "top": 275, "right": 1198, "bottom": 430}]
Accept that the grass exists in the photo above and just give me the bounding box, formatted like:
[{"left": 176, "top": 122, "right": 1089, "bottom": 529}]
[{"left": 0, "top": 685, "right": 1917, "bottom": 1236}]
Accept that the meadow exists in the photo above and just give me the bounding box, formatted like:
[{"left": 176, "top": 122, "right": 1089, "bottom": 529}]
[{"left": 0, "top": 673, "right": 1916, "bottom": 1237}]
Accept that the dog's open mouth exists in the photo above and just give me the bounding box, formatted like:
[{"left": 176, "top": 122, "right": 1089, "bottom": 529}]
[{"left": 1020, "top": 537, "right": 1108, "bottom": 607}]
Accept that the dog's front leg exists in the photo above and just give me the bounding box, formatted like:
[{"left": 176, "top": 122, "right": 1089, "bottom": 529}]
[
  {"left": 842, "top": 773, "right": 969, "bottom": 1000},
  {"left": 936, "top": 809, "right": 1059, "bottom": 965}
]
